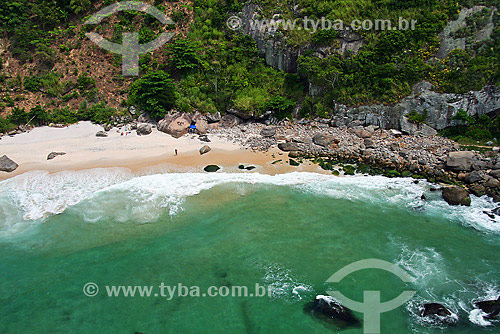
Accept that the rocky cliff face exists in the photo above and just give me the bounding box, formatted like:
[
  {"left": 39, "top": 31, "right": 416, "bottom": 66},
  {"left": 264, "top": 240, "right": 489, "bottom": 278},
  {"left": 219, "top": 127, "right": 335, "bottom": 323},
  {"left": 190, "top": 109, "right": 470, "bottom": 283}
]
[{"left": 330, "top": 83, "right": 500, "bottom": 131}]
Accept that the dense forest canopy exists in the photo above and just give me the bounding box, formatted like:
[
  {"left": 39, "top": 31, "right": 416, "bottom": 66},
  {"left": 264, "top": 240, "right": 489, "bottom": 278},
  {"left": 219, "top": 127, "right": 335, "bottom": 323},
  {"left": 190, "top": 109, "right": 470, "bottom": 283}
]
[{"left": 0, "top": 0, "right": 498, "bottom": 140}]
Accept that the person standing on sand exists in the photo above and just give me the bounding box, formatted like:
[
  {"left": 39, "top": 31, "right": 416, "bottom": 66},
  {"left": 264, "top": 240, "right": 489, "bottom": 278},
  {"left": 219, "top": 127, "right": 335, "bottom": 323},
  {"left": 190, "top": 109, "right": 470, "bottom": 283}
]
[{"left": 175, "top": 149, "right": 178, "bottom": 156}]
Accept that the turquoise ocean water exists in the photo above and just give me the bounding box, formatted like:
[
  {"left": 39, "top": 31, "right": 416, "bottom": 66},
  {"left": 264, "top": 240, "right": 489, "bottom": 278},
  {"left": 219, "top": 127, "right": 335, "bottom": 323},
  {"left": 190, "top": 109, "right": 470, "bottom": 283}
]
[{"left": 0, "top": 169, "right": 499, "bottom": 333}]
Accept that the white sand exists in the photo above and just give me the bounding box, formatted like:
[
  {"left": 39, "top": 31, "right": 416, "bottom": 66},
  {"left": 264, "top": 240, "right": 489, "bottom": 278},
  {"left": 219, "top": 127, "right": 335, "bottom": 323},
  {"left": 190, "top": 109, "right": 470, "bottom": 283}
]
[{"left": 0, "top": 122, "right": 328, "bottom": 179}]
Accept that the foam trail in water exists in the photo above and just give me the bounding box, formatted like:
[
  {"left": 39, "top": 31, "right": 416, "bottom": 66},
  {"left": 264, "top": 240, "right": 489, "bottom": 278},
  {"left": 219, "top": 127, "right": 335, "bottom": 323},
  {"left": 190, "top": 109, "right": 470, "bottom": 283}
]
[{"left": 1, "top": 170, "right": 499, "bottom": 234}]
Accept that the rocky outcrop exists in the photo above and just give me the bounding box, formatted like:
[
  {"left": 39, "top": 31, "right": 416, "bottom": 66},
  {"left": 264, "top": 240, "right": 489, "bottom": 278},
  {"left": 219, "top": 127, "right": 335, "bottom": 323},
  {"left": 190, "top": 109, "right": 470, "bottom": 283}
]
[
  {"left": 219, "top": 115, "right": 242, "bottom": 128},
  {"left": 199, "top": 145, "right": 211, "bottom": 155},
  {"left": 437, "top": 6, "right": 496, "bottom": 59},
  {"left": 331, "top": 84, "right": 500, "bottom": 131},
  {"left": 400, "top": 117, "right": 437, "bottom": 136},
  {"left": 475, "top": 296, "right": 500, "bottom": 319},
  {"left": 0, "top": 155, "right": 18, "bottom": 172},
  {"left": 96, "top": 131, "right": 108, "bottom": 137},
  {"left": 136, "top": 124, "right": 152, "bottom": 136},
  {"left": 312, "top": 133, "right": 337, "bottom": 147},
  {"left": 47, "top": 152, "right": 66, "bottom": 160},
  {"left": 420, "top": 303, "right": 459, "bottom": 325},
  {"left": 158, "top": 113, "right": 192, "bottom": 138},
  {"left": 442, "top": 186, "right": 471, "bottom": 206}
]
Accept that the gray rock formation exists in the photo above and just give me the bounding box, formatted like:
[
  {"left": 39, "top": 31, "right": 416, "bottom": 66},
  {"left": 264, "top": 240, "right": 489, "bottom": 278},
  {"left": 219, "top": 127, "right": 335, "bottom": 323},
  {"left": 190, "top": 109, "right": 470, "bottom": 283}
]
[
  {"left": 136, "top": 124, "right": 152, "bottom": 136},
  {"left": 158, "top": 113, "right": 192, "bottom": 138},
  {"left": 330, "top": 84, "right": 500, "bottom": 131},
  {"left": 0, "top": 155, "right": 18, "bottom": 172},
  {"left": 96, "top": 131, "right": 108, "bottom": 137},
  {"left": 312, "top": 133, "right": 335, "bottom": 147},
  {"left": 437, "top": 6, "right": 496, "bottom": 59},
  {"left": 446, "top": 151, "right": 475, "bottom": 171}
]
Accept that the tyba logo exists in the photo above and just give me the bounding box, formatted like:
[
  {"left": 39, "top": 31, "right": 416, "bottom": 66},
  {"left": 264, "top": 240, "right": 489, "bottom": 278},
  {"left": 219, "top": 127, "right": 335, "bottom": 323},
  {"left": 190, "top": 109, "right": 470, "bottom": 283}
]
[{"left": 85, "top": 1, "right": 175, "bottom": 76}]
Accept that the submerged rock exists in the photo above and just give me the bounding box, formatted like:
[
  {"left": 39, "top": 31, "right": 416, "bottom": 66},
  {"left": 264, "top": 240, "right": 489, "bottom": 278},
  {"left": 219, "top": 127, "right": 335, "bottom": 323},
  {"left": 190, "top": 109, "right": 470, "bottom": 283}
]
[
  {"left": 304, "top": 295, "right": 361, "bottom": 328},
  {"left": 47, "top": 152, "right": 66, "bottom": 160},
  {"left": 0, "top": 155, "right": 18, "bottom": 172},
  {"left": 475, "top": 296, "right": 500, "bottom": 319},
  {"left": 442, "top": 186, "right": 471, "bottom": 206},
  {"left": 204, "top": 165, "right": 220, "bottom": 173},
  {"left": 420, "top": 303, "right": 459, "bottom": 325}
]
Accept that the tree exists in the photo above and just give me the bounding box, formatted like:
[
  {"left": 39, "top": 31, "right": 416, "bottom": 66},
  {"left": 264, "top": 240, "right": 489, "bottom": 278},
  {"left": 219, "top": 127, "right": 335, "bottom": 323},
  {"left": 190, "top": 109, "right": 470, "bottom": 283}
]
[
  {"left": 129, "top": 71, "right": 177, "bottom": 120},
  {"left": 168, "top": 39, "right": 200, "bottom": 73}
]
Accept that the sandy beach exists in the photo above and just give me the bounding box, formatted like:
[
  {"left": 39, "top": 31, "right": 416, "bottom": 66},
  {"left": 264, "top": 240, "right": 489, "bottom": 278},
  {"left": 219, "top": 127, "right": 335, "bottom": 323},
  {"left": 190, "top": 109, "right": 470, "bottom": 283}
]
[{"left": 0, "top": 122, "right": 326, "bottom": 179}]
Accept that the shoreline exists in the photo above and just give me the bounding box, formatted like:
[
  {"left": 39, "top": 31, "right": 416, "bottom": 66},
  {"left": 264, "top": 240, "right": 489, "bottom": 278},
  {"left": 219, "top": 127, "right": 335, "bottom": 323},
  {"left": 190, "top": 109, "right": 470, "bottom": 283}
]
[
  {"left": 0, "top": 122, "right": 330, "bottom": 180},
  {"left": 0, "top": 118, "right": 499, "bottom": 204}
]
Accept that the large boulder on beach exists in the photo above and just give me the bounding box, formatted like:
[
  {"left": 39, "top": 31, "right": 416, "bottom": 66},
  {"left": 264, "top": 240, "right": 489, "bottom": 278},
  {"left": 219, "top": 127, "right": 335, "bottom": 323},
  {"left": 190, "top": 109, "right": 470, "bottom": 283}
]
[
  {"left": 159, "top": 114, "right": 191, "bottom": 138},
  {"left": 278, "top": 142, "right": 299, "bottom": 152},
  {"left": 261, "top": 126, "right": 276, "bottom": 138},
  {"left": 219, "top": 114, "right": 242, "bottom": 128},
  {"left": 192, "top": 114, "right": 208, "bottom": 135},
  {"left": 96, "top": 131, "right": 108, "bottom": 137},
  {"left": 442, "top": 186, "right": 471, "bottom": 206},
  {"left": 199, "top": 145, "right": 211, "bottom": 155},
  {"left": 303, "top": 295, "right": 360, "bottom": 328},
  {"left": 446, "top": 151, "right": 475, "bottom": 171},
  {"left": 227, "top": 108, "right": 253, "bottom": 120},
  {"left": 136, "top": 124, "right": 152, "bottom": 136},
  {"left": 206, "top": 112, "right": 221, "bottom": 123},
  {"left": 312, "top": 133, "right": 336, "bottom": 147},
  {"left": 0, "top": 155, "right": 18, "bottom": 172}
]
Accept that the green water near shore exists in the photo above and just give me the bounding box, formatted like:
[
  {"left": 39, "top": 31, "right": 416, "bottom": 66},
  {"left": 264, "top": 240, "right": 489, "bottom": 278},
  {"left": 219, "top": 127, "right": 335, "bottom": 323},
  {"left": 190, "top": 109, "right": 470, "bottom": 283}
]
[{"left": 0, "top": 171, "right": 499, "bottom": 333}]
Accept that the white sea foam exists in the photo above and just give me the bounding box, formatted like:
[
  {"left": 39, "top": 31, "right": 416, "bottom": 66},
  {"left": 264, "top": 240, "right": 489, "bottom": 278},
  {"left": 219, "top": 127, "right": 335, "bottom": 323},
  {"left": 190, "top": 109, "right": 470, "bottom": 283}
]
[
  {"left": 260, "top": 263, "right": 314, "bottom": 301},
  {"left": 0, "top": 170, "right": 499, "bottom": 235}
]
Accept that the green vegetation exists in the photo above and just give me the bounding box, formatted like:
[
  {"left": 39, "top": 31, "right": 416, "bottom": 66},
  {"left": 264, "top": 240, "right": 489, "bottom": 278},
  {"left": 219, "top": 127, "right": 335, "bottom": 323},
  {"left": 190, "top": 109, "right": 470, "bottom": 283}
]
[
  {"left": 439, "top": 109, "right": 500, "bottom": 144},
  {"left": 0, "top": 0, "right": 499, "bottom": 127},
  {"left": 406, "top": 110, "right": 428, "bottom": 124},
  {"left": 129, "top": 71, "right": 177, "bottom": 120}
]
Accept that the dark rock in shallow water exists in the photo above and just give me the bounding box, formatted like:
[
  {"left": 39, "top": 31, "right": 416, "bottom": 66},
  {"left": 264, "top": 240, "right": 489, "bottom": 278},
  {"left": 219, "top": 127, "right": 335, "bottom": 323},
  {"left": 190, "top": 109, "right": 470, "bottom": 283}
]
[
  {"left": 238, "top": 165, "right": 246, "bottom": 170},
  {"left": 0, "top": 155, "right": 18, "bottom": 172},
  {"left": 442, "top": 186, "right": 471, "bottom": 206},
  {"left": 304, "top": 295, "right": 361, "bottom": 328},
  {"left": 204, "top": 165, "right": 220, "bottom": 173},
  {"left": 475, "top": 296, "right": 500, "bottom": 319},
  {"left": 420, "top": 303, "right": 458, "bottom": 325},
  {"left": 245, "top": 166, "right": 256, "bottom": 171}
]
